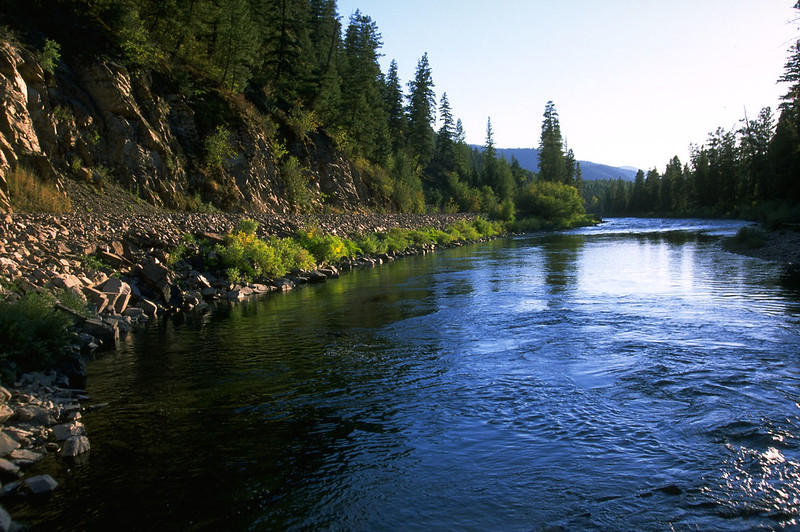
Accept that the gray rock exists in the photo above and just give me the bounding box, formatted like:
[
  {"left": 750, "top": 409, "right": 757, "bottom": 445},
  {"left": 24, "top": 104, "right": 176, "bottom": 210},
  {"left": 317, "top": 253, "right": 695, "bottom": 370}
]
[
  {"left": 52, "top": 422, "right": 86, "bottom": 441},
  {"left": 12, "top": 405, "right": 55, "bottom": 426},
  {"left": 0, "top": 405, "right": 12, "bottom": 425},
  {"left": 61, "top": 435, "right": 90, "bottom": 457},
  {"left": 24, "top": 474, "right": 58, "bottom": 495},
  {"left": 0, "top": 458, "right": 19, "bottom": 478},
  {"left": 0, "top": 503, "right": 11, "bottom": 531},
  {"left": 8, "top": 449, "right": 44, "bottom": 466},
  {"left": 0, "top": 433, "right": 19, "bottom": 457},
  {"left": 82, "top": 318, "right": 119, "bottom": 346}
]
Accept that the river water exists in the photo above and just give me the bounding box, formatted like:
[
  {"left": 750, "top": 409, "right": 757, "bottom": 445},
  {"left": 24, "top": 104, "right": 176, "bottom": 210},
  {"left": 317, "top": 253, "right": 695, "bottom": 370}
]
[{"left": 11, "top": 218, "right": 800, "bottom": 531}]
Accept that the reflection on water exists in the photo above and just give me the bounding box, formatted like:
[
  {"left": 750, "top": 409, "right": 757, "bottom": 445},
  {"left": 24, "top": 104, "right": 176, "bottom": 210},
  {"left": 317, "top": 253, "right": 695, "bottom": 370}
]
[{"left": 9, "top": 218, "right": 800, "bottom": 531}]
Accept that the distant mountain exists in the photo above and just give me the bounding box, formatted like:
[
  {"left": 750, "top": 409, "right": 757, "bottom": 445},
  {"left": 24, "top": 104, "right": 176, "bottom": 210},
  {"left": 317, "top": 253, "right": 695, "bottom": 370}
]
[{"left": 494, "top": 147, "right": 639, "bottom": 182}]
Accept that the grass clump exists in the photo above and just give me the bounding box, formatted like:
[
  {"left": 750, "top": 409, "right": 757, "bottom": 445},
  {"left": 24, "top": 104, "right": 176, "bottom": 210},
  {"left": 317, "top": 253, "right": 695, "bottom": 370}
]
[
  {"left": 6, "top": 167, "right": 72, "bottom": 212},
  {"left": 0, "top": 292, "right": 77, "bottom": 373}
]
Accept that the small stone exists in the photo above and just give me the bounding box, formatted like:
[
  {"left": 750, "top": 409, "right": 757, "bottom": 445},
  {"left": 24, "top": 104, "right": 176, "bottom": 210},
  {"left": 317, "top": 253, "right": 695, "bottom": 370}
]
[
  {"left": 61, "top": 435, "right": 90, "bottom": 457},
  {"left": 24, "top": 474, "right": 58, "bottom": 495},
  {"left": 0, "top": 389, "right": 11, "bottom": 404}
]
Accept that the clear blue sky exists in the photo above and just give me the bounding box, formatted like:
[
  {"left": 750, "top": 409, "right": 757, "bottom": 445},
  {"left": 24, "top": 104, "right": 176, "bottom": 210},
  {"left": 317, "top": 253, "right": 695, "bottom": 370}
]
[{"left": 335, "top": 0, "right": 798, "bottom": 171}]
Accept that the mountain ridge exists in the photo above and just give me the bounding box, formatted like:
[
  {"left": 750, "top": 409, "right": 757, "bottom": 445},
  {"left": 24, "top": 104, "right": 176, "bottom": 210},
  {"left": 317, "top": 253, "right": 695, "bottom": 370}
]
[{"left": 493, "top": 147, "right": 639, "bottom": 182}]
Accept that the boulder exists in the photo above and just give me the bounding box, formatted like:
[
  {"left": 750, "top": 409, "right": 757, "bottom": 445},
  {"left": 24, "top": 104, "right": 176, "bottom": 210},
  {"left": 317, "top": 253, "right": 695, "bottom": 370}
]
[
  {"left": 8, "top": 449, "right": 43, "bottom": 466},
  {"left": 12, "top": 406, "right": 54, "bottom": 426},
  {"left": 82, "top": 318, "right": 119, "bottom": 347},
  {"left": 272, "top": 278, "right": 296, "bottom": 292},
  {"left": 81, "top": 287, "right": 109, "bottom": 314},
  {"left": 0, "top": 433, "right": 18, "bottom": 457},
  {"left": 24, "top": 474, "right": 57, "bottom": 495},
  {"left": 61, "top": 435, "right": 90, "bottom": 457},
  {"left": 0, "top": 458, "right": 19, "bottom": 479},
  {"left": 0, "top": 505, "right": 10, "bottom": 532},
  {"left": 52, "top": 422, "right": 86, "bottom": 441},
  {"left": 0, "top": 405, "right": 12, "bottom": 425}
]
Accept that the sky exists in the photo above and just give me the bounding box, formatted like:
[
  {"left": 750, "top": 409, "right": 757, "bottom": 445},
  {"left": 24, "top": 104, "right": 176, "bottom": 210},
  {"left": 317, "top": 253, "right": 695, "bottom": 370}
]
[{"left": 334, "top": 0, "right": 799, "bottom": 171}]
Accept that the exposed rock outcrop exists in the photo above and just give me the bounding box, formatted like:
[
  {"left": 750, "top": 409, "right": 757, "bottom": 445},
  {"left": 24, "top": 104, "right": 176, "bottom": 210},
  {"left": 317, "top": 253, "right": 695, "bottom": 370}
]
[{"left": 0, "top": 40, "right": 383, "bottom": 214}]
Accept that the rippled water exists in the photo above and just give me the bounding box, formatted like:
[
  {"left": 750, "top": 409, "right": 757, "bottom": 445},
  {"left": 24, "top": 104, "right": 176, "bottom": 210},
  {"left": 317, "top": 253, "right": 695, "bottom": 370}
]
[{"left": 12, "top": 218, "right": 800, "bottom": 531}]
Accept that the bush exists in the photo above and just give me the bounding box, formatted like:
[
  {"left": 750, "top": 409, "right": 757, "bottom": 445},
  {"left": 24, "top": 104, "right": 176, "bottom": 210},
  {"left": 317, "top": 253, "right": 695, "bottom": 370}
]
[
  {"left": 216, "top": 219, "right": 315, "bottom": 281},
  {"left": 0, "top": 292, "right": 76, "bottom": 372},
  {"left": 296, "top": 227, "right": 357, "bottom": 265},
  {"left": 39, "top": 39, "right": 60, "bottom": 75},
  {"left": 6, "top": 167, "right": 72, "bottom": 212},
  {"left": 204, "top": 126, "right": 236, "bottom": 168},
  {"left": 724, "top": 226, "right": 766, "bottom": 251}
]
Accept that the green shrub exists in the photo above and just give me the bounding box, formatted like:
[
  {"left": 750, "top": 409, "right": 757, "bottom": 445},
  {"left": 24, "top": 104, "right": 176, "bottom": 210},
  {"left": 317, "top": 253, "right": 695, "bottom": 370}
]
[
  {"left": 296, "top": 227, "right": 357, "bottom": 265},
  {"left": 216, "top": 220, "right": 315, "bottom": 281},
  {"left": 204, "top": 126, "right": 236, "bottom": 168},
  {"left": 724, "top": 226, "right": 766, "bottom": 251},
  {"left": 0, "top": 292, "right": 76, "bottom": 372},
  {"left": 39, "top": 39, "right": 60, "bottom": 75}
]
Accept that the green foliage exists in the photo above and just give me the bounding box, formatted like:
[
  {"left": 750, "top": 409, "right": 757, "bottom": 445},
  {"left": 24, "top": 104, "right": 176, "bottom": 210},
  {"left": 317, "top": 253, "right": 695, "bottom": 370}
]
[
  {"left": 216, "top": 221, "right": 314, "bottom": 282},
  {"left": 724, "top": 226, "right": 766, "bottom": 251},
  {"left": 39, "top": 39, "right": 60, "bottom": 75},
  {"left": 0, "top": 292, "right": 76, "bottom": 372},
  {"left": 281, "top": 156, "right": 313, "bottom": 211},
  {"left": 296, "top": 226, "right": 357, "bottom": 264},
  {"left": 516, "top": 181, "right": 590, "bottom": 229},
  {"left": 204, "top": 126, "right": 236, "bottom": 168}
]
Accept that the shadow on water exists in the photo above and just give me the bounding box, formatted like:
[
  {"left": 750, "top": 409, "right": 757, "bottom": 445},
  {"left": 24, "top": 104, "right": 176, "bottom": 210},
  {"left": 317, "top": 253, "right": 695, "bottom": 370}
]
[{"left": 7, "top": 220, "right": 800, "bottom": 531}]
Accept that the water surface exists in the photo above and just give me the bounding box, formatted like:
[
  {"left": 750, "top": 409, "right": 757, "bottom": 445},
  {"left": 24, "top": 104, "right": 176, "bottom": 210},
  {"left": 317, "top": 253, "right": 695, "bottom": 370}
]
[{"left": 13, "top": 218, "right": 800, "bottom": 531}]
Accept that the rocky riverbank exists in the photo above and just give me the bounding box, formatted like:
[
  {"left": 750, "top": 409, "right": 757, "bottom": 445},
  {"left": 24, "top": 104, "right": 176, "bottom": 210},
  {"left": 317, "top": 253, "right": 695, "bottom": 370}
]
[
  {"left": 0, "top": 196, "right": 498, "bottom": 528},
  {"left": 734, "top": 227, "right": 800, "bottom": 265}
]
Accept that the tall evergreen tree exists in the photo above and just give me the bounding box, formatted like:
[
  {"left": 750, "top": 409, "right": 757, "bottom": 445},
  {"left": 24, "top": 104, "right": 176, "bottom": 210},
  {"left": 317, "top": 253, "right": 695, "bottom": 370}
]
[
  {"left": 406, "top": 53, "right": 436, "bottom": 169},
  {"left": 339, "top": 10, "right": 389, "bottom": 161},
  {"left": 383, "top": 59, "right": 407, "bottom": 153},
  {"left": 433, "top": 92, "right": 456, "bottom": 173},
  {"left": 253, "top": 0, "right": 313, "bottom": 107},
  {"left": 538, "top": 101, "right": 568, "bottom": 183}
]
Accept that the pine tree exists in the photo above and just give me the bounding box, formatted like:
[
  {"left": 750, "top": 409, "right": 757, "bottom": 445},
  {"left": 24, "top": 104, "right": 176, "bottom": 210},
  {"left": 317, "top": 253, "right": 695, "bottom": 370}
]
[
  {"left": 630, "top": 169, "right": 646, "bottom": 213},
  {"left": 538, "top": 101, "right": 567, "bottom": 183},
  {"left": 406, "top": 53, "right": 436, "bottom": 169},
  {"left": 383, "top": 59, "right": 407, "bottom": 153},
  {"left": 339, "top": 10, "right": 390, "bottom": 161},
  {"left": 432, "top": 92, "right": 456, "bottom": 174}
]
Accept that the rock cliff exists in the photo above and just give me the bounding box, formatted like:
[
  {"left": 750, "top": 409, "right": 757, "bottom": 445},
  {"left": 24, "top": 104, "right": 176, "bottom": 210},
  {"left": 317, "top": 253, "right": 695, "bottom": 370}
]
[{"left": 0, "top": 40, "right": 379, "bottom": 215}]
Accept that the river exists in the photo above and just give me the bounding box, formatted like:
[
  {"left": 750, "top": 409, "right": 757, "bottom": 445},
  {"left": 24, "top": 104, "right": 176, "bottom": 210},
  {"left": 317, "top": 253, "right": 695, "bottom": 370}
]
[{"left": 11, "top": 218, "right": 800, "bottom": 531}]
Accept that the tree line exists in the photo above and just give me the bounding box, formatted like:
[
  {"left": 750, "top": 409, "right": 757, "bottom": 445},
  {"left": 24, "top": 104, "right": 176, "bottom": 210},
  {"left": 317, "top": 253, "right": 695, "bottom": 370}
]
[{"left": 584, "top": 4, "right": 800, "bottom": 224}]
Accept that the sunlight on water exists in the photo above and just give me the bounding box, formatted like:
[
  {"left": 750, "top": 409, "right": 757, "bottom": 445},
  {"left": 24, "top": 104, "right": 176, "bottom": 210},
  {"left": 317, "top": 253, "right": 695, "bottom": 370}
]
[{"left": 10, "top": 218, "right": 800, "bottom": 531}]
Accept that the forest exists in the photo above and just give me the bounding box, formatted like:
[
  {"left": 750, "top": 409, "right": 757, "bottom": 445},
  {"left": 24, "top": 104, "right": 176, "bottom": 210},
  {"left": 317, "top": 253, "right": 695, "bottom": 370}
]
[{"left": 1, "top": 0, "right": 798, "bottom": 227}]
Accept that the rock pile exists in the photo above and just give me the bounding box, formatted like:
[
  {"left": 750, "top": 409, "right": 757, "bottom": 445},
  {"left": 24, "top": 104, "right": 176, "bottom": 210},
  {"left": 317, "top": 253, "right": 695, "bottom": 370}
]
[{"left": 0, "top": 371, "right": 99, "bottom": 530}]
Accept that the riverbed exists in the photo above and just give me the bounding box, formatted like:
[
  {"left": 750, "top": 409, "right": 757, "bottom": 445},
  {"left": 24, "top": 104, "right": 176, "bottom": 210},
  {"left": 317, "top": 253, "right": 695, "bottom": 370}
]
[{"left": 10, "top": 218, "right": 800, "bottom": 531}]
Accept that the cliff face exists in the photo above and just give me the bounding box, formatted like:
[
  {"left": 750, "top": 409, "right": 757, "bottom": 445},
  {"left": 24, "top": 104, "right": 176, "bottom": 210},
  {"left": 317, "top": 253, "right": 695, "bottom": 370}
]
[{"left": 0, "top": 41, "right": 378, "bottom": 214}]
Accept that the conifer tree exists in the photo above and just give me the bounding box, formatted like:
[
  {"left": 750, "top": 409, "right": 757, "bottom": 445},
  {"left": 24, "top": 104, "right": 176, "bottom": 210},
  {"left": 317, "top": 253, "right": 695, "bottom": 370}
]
[
  {"left": 406, "top": 53, "right": 436, "bottom": 169},
  {"left": 538, "top": 101, "right": 568, "bottom": 183},
  {"left": 383, "top": 60, "right": 407, "bottom": 153},
  {"left": 339, "top": 10, "right": 390, "bottom": 161}
]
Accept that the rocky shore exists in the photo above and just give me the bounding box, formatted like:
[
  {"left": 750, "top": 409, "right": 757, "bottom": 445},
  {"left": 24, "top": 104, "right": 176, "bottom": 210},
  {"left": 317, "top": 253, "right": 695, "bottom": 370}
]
[
  {"left": 735, "top": 227, "right": 800, "bottom": 265},
  {"left": 0, "top": 192, "right": 498, "bottom": 527}
]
